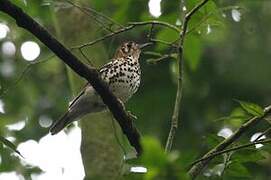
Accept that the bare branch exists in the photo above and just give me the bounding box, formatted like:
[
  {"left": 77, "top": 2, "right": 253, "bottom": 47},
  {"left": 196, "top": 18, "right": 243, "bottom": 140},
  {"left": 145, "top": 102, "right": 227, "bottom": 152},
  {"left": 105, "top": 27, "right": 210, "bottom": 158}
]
[
  {"left": 71, "top": 25, "right": 136, "bottom": 49},
  {"left": 253, "top": 126, "right": 271, "bottom": 142},
  {"left": 147, "top": 24, "right": 155, "bottom": 41},
  {"left": 190, "top": 138, "right": 271, "bottom": 167},
  {"left": 66, "top": 0, "right": 122, "bottom": 27},
  {"left": 165, "top": 0, "right": 210, "bottom": 153},
  {"left": 78, "top": 48, "right": 95, "bottom": 66},
  {"left": 147, "top": 54, "right": 176, "bottom": 64},
  {"left": 71, "top": 20, "right": 180, "bottom": 50},
  {"left": 150, "top": 38, "right": 178, "bottom": 48},
  {"left": 129, "top": 21, "right": 181, "bottom": 33}
]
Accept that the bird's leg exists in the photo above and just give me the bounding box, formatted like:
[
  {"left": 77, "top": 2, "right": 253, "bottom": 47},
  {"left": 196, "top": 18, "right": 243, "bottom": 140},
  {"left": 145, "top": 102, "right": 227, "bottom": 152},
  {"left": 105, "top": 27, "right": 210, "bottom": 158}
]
[
  {"left": 117, "top": 98, "right": 137, "bottom": 120},
  {"left": 117, "top": 98, "right": 125, "bottom": 109},
  {"left": 127, "top": 111, "right": 138, "bottom": 120}
]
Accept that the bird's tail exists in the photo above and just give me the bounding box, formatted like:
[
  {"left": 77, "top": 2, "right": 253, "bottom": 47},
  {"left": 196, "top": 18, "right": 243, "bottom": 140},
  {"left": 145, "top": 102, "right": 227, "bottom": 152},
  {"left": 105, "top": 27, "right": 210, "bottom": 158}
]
[{"left": 50, "top": 111, "right": 74, "bottom": 135}]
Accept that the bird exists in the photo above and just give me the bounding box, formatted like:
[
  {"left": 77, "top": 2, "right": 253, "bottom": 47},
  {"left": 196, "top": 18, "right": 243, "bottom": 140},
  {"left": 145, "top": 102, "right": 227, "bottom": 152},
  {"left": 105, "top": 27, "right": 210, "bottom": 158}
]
[{"left": 50, "top": 41, "right": 142, "bottom": 135}]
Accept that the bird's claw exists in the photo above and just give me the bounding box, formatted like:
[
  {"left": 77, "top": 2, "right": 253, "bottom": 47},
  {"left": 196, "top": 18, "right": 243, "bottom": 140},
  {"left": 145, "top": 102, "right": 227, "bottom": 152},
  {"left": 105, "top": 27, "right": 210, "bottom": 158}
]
[
  {"left": 128, "top": 111, "right": 137, "bottom": 120},
  {"left": 117, "top": 98, "right": 137, "bottom": 120},
  {"left": 117, "top": 98, "right": 125, "bottom": 109}
]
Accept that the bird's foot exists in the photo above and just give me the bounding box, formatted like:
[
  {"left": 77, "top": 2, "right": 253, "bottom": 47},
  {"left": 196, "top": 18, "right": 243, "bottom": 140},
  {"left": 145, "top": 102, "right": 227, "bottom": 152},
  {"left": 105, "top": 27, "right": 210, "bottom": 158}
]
[
  {"left": 117, "top": 98, "right": 125, "bottom": 109},
  {"left": 127, "top": 111, "right": 137, "bottom": 120},
  {"left": 117, "top": 98, "right": 137, "bottom": 120}
]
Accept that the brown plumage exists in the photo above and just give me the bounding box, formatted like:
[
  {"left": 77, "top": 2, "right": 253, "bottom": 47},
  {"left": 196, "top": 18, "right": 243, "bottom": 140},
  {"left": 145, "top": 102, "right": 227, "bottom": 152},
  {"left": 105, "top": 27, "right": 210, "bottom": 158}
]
[{"left": 50, "top": 41, "right": 141, "bottom": 135}]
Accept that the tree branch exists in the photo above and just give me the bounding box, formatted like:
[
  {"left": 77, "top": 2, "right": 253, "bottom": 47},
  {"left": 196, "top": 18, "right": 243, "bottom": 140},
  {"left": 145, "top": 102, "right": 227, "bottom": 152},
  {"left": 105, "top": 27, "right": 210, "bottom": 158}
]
[
  {"left": 71, "top": 24, "right": 136, "bottom": 49},
  {"left": 129, "top": 21, "right": 181, "bottom": 33},
  {"left": 149, "top": 38, "right": 178, "bottom": 48},
  {"left": 0, "top": 0, "right": 142, "bottom": 155},
  {"left": 188, "top": 105, "right": 271, "bottom": 179},
  {"left": 71, "top": 20, "right": 181, "bottom": 50},
  {"left": 253, "top": 126, "right": 271, "bottom": 142},
  {"left": 190, "top": 138, "right": 271, "bottom": 167},
  {"left": 165, "top": 0, "right": 210, "bottom": 153}
]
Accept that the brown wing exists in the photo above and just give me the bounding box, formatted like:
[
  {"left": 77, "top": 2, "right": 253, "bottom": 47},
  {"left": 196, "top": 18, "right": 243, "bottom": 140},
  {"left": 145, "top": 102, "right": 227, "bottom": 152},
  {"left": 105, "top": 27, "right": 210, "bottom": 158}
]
[
  {"left": 68, "top": 83, "right": 89, "bottom": 109},
  {"left": 99, "top": 61, "right": 113, "bottom": 73},
  {"left": 68, "top": 60, "right": 114, "bottom": 109}
]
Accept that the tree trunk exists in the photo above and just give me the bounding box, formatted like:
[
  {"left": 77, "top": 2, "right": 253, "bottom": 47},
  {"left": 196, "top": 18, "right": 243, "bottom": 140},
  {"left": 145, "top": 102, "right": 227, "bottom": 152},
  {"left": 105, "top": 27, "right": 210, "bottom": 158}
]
[{"left": 52, "top": 1, "right": 124, "bottom": 179}]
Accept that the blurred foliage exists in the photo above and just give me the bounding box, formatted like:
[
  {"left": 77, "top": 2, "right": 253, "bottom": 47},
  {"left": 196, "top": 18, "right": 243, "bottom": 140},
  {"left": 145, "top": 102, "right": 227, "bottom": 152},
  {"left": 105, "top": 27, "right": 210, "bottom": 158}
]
[
  {"left": 0, "top": 0, "right": 271, "bottom": 179},
  {"left": 0, "top": 135, "right": 22, "bottom": 157},
  {"left": 234, "top": 99, "right": 264, "bottom": 117}
]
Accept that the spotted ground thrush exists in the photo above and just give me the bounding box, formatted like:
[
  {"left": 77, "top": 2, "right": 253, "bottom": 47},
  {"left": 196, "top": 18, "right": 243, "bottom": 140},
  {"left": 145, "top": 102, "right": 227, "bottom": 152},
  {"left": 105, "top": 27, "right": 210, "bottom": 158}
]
[{"left": 50, "top": 41, "right": 142, "bottom": 135}]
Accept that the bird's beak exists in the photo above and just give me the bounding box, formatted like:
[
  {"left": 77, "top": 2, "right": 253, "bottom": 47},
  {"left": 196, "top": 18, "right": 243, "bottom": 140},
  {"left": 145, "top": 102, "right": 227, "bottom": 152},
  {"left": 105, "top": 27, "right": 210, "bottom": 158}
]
[{"left": 139, "top": 42, "right": 153, "bottom": 49}]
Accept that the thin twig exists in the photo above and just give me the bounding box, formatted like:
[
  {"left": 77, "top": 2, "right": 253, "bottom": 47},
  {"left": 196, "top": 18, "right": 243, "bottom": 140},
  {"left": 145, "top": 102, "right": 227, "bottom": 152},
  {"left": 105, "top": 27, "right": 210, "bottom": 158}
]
[
  {"left": 220, "top": 152, "right": 233, "bottom": 177},
  {"left": 180, "top": 0, "right": 186, "bottom": 21},
  {"left": 71, "top": 25, "right": 136, "bottom": 49},
  {"left": 147, "top": 24, "right": 154, "bottom": 41},
  {"left": 150, "top": 38, "right": 178, "bottom": 48},
  {"left": 129, "top": 21, "right": 181, "bottom": 33},
  {"left": 187, "top": 5, "right": 243, "bottom": 35},
  {"left": 188, "top": 105, "right": 271, "bottom": 179},
  {"left": 143, "top": 50, "right": 177, "bottom": 64},
  {"left": 66, "top": 0, "right": 122, "bottom": 27},
  {"left": 186, "top": 13, "right": 212, "bottom": 35},
  {"left": 66, "top": 0, "right": 112, "bottom": 32},
  {"left": 0, "top": 54, "right": 55, "bottom": 98},
  {"left": 189, "top": 138, "right": 271, "bottom": 167},
  {"left": 253, "top": 126, "right": 271, "bottom": 142},
  {"left": 65, "top": 0, "right": 122, "bottom": 32},
  {"left": 78, "top": 48, "right": 94, "bottom": 66},
  {"left": 71, "top": 20, "right": 180, "bottom": 50},
  {"left": 165, "top": 0, "right": 210, "bottom": 153},
  {"left": 143, "top": 51, "right": 162, "bottom": 57},
  {"left": 147, "top": 54, "right": 176, "bottom": 64}
]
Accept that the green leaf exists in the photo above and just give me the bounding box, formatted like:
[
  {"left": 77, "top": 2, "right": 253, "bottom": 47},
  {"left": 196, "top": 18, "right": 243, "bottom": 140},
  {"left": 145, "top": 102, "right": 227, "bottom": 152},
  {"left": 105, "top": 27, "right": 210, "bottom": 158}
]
[
  {"left": 214, "top": 107, "right": 250, "bottom": 127},
  {"left": 155, "top": 28, "right": 179, "bottom": 50},
  {"left": 113, "top": 0, "right": 131, "bottom": 23},
  {"left": 234, "top": 99, "right": 264, "bottom": 117},
  {"left": 206, "top": 134, "right": 224, "bottom": 148},
  {"left": 92, "top": 0, "right": 108, "bottom": 11},
  {"left": 140, "top": 136, "right": 167, "bottom": 168},
  {"left": 215, "top": 115, "right": 248, "bottom": 122},
  {"left": 203, "top": 0, "right": 218, "bottom": 12},
  {"left": 184, "top": 35, "right": 203, "bottom": 71},
  {"left": 0, "top": 135, "right": 23, "bottom": 157},
  {"left": 227, "top": 107, "right": 251, "bottom": 127},
  {"left": 187, "top": 0, "right": 202, "bottom": 10},
  {"left": 126, "top": 136, "right": 168, "bottom": 179},
  {"left": 233, "top": 149, "right": 265, "bottom": 163},
  {"left": 225, "top": 162, "right": 251, "bottom": 178}
]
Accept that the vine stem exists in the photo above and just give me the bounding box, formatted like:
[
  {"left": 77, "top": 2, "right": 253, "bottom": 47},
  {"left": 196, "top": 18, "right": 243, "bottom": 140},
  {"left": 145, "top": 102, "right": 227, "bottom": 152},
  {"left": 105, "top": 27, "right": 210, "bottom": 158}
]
[{"left": 165, "top": 0, "right": 210, "bottom": 153}]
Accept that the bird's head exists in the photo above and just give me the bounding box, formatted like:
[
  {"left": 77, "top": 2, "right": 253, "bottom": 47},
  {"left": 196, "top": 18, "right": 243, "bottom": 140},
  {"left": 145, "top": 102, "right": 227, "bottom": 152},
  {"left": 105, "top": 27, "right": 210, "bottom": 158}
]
[{"left": 114, "top": 41, "right": 141, "bottom": 60}]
